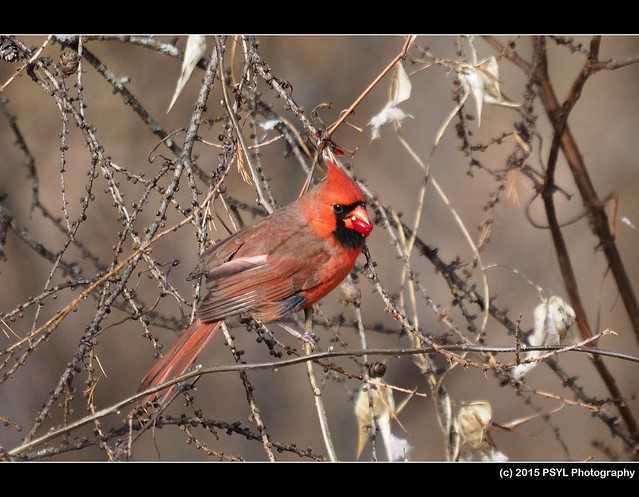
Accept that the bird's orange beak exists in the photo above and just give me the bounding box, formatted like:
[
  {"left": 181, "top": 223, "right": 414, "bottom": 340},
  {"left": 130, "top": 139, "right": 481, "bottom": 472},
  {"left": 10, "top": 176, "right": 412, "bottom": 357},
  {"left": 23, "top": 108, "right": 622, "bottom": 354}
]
[{"left": 345, "top": 205, "right": 373, "bottom": 237}]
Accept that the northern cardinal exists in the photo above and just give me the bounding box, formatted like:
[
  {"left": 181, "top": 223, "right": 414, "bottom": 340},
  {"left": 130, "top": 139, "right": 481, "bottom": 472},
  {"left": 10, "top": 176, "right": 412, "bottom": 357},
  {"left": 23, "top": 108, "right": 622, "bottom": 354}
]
[{"left": 138, "top": 159, "right": 373, "bottom": 405}]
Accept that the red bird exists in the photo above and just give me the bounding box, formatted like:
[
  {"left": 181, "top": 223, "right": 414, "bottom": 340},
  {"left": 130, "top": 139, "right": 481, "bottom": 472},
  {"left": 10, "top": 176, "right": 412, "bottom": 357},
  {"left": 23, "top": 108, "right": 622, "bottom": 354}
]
[{"left": 138, "top": 159, "right": 373, "bottom": 404}]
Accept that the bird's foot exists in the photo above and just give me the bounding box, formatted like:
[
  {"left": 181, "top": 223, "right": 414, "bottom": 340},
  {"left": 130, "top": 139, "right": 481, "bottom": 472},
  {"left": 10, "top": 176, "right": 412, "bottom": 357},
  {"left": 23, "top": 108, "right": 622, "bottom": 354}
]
[{"left": 277, "top": 322, "right": 316, "bottom": 347}]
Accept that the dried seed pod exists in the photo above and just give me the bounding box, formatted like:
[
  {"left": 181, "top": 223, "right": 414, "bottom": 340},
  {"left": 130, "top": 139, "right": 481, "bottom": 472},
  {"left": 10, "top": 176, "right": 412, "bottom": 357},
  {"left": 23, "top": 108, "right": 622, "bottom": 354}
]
[
  {"left": 458, "top": 401, "right": 494, "bottom": 451},
  {"left": 60, "top": 51, "right": 79, "bottom": 76},
  {"left": 367, "top": 361, "right": 386, "bottom": 378},
  {"left": 531, "top": 295, "right": 576, "bottom": 346},
  {"left": 0, "top": 37, "right": 19, "bottom": 63},
  {"left": 513, "top": 295, "right": 576, "bottom": 380}
]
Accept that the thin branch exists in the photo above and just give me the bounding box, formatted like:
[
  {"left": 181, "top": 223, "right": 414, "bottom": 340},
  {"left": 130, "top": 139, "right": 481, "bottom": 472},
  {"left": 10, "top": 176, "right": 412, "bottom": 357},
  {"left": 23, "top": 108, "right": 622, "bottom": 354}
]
[
  {"left": 325, "top": 36, "right": 413, "bottom": 140},
  {"left": 7, "top": 329, "right": 629, "bottom": 458}
]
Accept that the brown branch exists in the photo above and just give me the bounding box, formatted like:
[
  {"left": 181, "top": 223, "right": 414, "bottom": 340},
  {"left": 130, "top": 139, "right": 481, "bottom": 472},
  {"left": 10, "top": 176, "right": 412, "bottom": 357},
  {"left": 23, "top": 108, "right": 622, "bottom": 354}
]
[{"left": 532, "top": 36, "right": 639, "bottom": 443}]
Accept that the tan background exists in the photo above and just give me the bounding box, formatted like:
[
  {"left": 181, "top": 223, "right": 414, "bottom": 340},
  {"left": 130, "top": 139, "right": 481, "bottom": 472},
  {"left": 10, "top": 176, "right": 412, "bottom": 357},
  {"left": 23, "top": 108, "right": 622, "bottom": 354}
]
[{"left": 1, "top": 35, "right": 638, "bottom": 461}]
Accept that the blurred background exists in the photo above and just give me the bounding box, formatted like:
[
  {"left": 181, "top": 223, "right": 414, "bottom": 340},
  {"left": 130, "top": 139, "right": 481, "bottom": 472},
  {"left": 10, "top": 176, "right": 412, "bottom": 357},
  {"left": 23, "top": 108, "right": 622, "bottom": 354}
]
[{"left": 1, "top": 35, "right": 638, "bottom": 461}]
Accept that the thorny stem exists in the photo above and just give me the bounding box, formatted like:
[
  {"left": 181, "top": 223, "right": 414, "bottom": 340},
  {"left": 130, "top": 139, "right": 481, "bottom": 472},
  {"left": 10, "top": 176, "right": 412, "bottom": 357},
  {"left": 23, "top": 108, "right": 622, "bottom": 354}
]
[
  {"left": 215, "top": 36, "right": 274, "bottom": 214},
  {"left": 8, "top": 330, "right": 627, "bottom": 459}
]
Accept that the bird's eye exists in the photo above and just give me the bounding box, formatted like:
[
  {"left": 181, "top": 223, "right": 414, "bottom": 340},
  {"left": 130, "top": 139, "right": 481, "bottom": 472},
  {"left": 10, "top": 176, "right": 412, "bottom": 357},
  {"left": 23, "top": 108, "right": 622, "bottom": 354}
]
[{"left": 333, "top": 204, "right": 343, "bottom": 214}]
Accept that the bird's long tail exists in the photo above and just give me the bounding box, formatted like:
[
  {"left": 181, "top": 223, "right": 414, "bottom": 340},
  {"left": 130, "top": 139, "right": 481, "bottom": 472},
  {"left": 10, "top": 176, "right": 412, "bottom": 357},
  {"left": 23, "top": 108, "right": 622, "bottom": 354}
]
[{"left": 138, "top": 319, "right": 221, "bottom": 405}]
